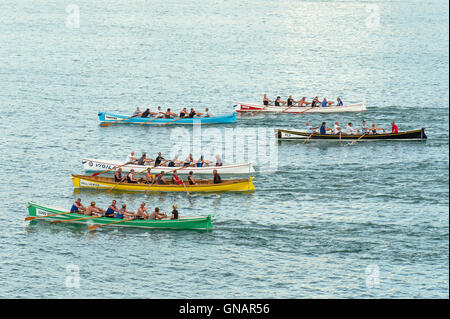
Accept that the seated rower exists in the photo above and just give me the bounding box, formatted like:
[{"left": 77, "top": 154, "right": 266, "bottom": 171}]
[
  {"left": 157, "top": 171, "right": 167, "bottom": 185},
  {"left": 196, "top": 155, "right": 211, "bottom": 167},
  {"left": 144, "top": 168, "right": 154, "bottom": 184},
  {"left": 311, "top": 97, "right": 320, "bottom": 107},
  {"left": 156, "top": 106, "right": 165, "bottom": 118},
  {"left": 172, "top": 171, "right": 183, "bottom": 185},
  {"left": 319, "top": 122, "right": 332, "bottom": 134},
  {"left": 187, "top": 171, "right": 197, "bottom": 185},
  {"left": 306, "top": 121, "right": 318, "bottom": 133},
  {"left": 321, "top": 98, "right": 334, "bottom": 107},
  {"left": 115, "top": 168, "right": 124, "bottom": 182},
  {"left": 263, "top": 94, "right": 272, "bottom": 106},
  {"left": 333, "top": 122, "right": 342, "bottom": 134},
  {"left": 133, "top": 107, "right": 142, "bottom": 117},
  {"left": 361, "top": 120, "right": 370, "bottom": 134},
  {"left": 274, "top": 96, "right": 286, "bottom": 106},
  {"left": 215, "top": 154, "right": 223, "bottom": 167},
  {"left": 286, "top": 95, "right": 295, "bottom": 106},
  {"left": 345, "top": 122, "right": 356, "bottom": 135},
  {"left": 391, "top": 121, "right": 399, "bottom": 133},
  {"left": 204, "top": 107, "right": 212, "bottom": 117},
  {"left": 165, "top": 108, "right": 177, "bottom": 119},
  {"left": 71, "top": 198, "right": 86, "bottom": 213},
  {"left": 137, "top": 153, "right": 153, "bottom": 166},
  {"left": 213, "top": 169, "right": 222, "bottom": 184},
  {"left": 170, "top": 204, "right": 179, "bottom": 220},
  {"left": 150, "top": 207, "right": 167, "bottom": 220},
  {"left": 104, "top": 200, "right": 119, "bottom": 217},
  {"left": 184, "top": 153, "right": 195, "bottom": 167},
  {"left": 127, "top": 169, "right": 138, "bottom": 183},
  {"left": 141, "top": 108, "right": 151, "bottom": 118},
  {"left": 85, "top": 201, "right": 105, "bottom": 216},
  {"left": 136, "top": 202, "right": 150, "bottom": 220},
  {"left": 167, "top": 155, "right": 181, "bottom": 167},
  {"left": 297, "top": 97, "right": 311, "bottom": 107},
  {"left": 179, "top": 108, "right": 188, "bottom": 118},
  {"left": 154, "top": 152, "right": 167, "bottom": 166},
  {"left": 115, "top": 204, "right": 135, "bottom": 220},
  {"left": 370, "top": 123, "right": 385, "bottom": 134},
  {"left": 125, "top": 151, "right": 137, "bottom": 163},
  {"left": 336, "top": 97, "right": 343, "bottom": 106}
]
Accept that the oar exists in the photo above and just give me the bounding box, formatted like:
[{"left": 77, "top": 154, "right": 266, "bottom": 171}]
[
  {"left": 137, "top": 116, "right": 161, "bottom": 126},
  {"left": 88, "top": 218, "right": 136, "bottom": 231},
  {"left": 252, "top": 105, "right": 271, "bottom": 116},
  {"left": 281, "top": 104, "right": 296, "bottom": 113},
  {"left": 100, "top": 115, "right": 137, "bottom": 127},
  {"left": 347, "top": 133, "right": 367, "bottom": 146},
  {"left": 297, "top": 107, "right": 313, "bottom": 115},
  {"left": 181, "top": 180, "right": 190, "bottom": 196},
  {"left": 161, "top": 117, "right": 184, "bottom": 126},
  {"left": 106, "top": 167, "right": 152, "bottom": 193},
  {"left": 50, "top": 215, "right": 101, "bottom": 224},
  {"left": 144, "top": 166, "right": 185, "bottom": 193},
  {"left": 339, "top": 132, "right": 342, "bottom": 145},
  {"left": 302, "top": 133, "right": 315, "bottom": 144},
  {"left": 25, "top": 211, "right": 73, "bottom": 221},
  {"left": 92, "top": 161, "right": 132, "bottom": 177}
]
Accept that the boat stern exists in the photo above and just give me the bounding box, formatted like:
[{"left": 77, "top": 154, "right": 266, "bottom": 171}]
[{"left": 72, "top": 175, "right": 81, "bottom": 188}]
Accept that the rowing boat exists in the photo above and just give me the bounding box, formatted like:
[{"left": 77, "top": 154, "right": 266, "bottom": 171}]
[
  {"left": 98, "top": 112, "right": 237, "bottom": 125},
  {"left": 276, "top": 128, "right": 427, "bottom": 141},
  {"left": 72, "top": 174, "right": 255, "bottom": 192},
  {"left": 27, "top": 202, "right": 213, "bottom": 230},
  {"left": 235, "top": 102, "right": 366, "bottom": 114},
  {"left": 82, "top": 158, "right": 255, "bottom": 175}
]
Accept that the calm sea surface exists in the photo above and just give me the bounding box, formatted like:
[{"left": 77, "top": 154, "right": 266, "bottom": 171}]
[{"left": 0, "top": 0, "right": 448, "bottom": 298}]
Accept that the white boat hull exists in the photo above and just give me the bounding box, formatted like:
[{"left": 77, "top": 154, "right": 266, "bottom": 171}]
[
  {"left": 235, "top": 102, "right": 366, "bottom": 113},
  {"left": 82, "top": 158, "right": 255, "bottom": 175}
]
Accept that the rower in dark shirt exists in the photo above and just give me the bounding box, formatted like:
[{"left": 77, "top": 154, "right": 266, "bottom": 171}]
[
  {"left": 141, "top": 108, "right": 151, "bottom": 118},
  {"left": 157, "top": 171, "right": 167, "bottom": 184},
  {"left": 213, "top": 169, "right": 222, "bottom": 184},
  {"left": 179, "top": 108, "right": 188, "bottom": 118},
  {"left": 286, "top": 95, "right": 295, "bottom": 106},
  {"left": 154, "top": 152, "right": 166, "bottom": 166},
  {"left": 170, "top": 204, "right": 179, "bottom": 220},
  {"left": 189, "top": 108, "right": 196, "bottom": 118}
]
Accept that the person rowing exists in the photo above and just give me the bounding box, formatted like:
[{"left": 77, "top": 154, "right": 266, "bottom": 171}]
[
  {"left": 168, "top": 154, "right": 182, "bottom": 167},
  {"left": 136, "top": 202, "right": 150, "bottom": 220},
  {"left": 196, "top": 155, "right": 211, "bottom": 167},
  {"left": 170, "top": 204, "right": 179, "bottom": 220},
  {"left": 336, "top": 97, "right": 343, "bottom": 106},
  {"left": 114, "top": 168, "right": 124, "bottom": 182},
  {"left": 154, "top": 152, "right": 168, "bottom": 166},
  {"left": 104, "top": 200, "right": 119, "bottom": 217},
  {"left": 263, "top": 94, "right": 272, "bottom": 106},
  {"left": 286, "top": 95, "right": 295, "bottom": 106},
  {"left": 85, "top": 201, "right": 105, "bottom": 216},
  {"left": 189, "top": 108, "right": 203, "bottom": 118},
  {"left": 297, "top": 97, "right": 311, "bottom": 107},
  {"left": 141, "top": 108, "right": 151, "bottom": 118},
  {"left": 311, "top": 96, "right": 320, "bottom": 107},
  {"left": 215, "top": 154, "right": 223, "bottom": 167},
  {"left": 370, "top": 123, "right": 385, "bottom": 134},
  {"left": 127, "top": 169, "right": 138, "bottom": 183},
  {"left": 204, "top": 108, "right": 212, "bottom": 117},
  {"left": 115, "top": 204, "right": 134, "bottom": 219},
  {"left": 333, "top": 122, "right": 342, "bottom": 134},
  {"left": 172, "top": 171, "right": 183, "bottom": 185},
  {"left": 144, "top": 168, "right": 154, "bottom": 184},
  {"left": 156, "top": 106, "right": 164, "bottom": 118},
  {"left": 71, "top": 198, "right": 86, "bottom": 213},
  {"left": 164, "top": 108, "right": 177, "bottom": 119},
  {"left": 321, "top": 98, "right": 334, "bottom": 107},
  {"left": 361, "top": 120, "right": 370, "bottom": 134},
  {"left": 188, "top": 171, "right": 197, "bottom": 185},
  {"left": 151, "top": 207, "right": 167, "bottom": 220},
  {"left": 319, "top": 122, "right": 332, "bottom": 134},
  {"left": 137, "top": 153, "right": 153, "bottom": 166},
  {"left": 391, "top": 121, "right": 399, "bottom": 133},
  {"left": 125, "top": 151, "right": 137, "bottom": 163},
  {"left": 306, "top": 121, "right": 318, "bottom": 133},
  {"left": 184, "top": 153, "right": 195, "bottom": 167},
  {"left": 157, "top": 171, "right": 168, "bottom": 185},
  {"left": 213, "top": 169, "right": 222, "bottom": 184},
  {"left": 133, "top": 107, "right": 142, "bottom": 117},
  {"left": 179, "top": 108, "right": 188, "bottom": 118},
  {"left": 345, "top": 122, "right": 356, "bottom": 135},
  {"left": 274, "top": 96, "right": 286, "bottom": 106}
]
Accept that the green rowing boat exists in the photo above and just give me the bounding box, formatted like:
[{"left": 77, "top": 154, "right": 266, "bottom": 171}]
[{"left": 26, "top": 202, "right": 213, "bottom": 231}]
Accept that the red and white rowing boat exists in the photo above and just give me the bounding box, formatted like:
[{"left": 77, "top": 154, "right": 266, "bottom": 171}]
[{"left": 235, "top": 102, "right": 366, "bottom": 114}]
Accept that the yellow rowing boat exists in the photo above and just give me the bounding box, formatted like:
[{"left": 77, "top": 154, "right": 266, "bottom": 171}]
[{"left": 72, "top": 174, "right": 255, "bottom": 192}]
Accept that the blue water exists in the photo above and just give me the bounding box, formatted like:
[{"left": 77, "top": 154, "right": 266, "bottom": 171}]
[{"left": 0, "top": 0, "right": 448, "bottom": 298}]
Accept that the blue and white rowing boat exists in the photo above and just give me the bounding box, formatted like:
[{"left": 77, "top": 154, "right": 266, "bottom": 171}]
[{"left": 98, "top": 112, "right": 237, "bottom": 125}]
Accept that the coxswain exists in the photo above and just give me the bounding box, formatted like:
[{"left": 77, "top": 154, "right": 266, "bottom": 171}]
[
  {"left": 172, "top": 171, "right": 183, "bottom": 185},
  {"left": 187, "top": 171, "right": 197, "bottom": 185},
  {"left": 104, "top": 200, "right": 119, "bottom": 217},
  {"left": 297, "top": 97, "right": 311, "bottom": 107},
  {"left": 127, "top": 169, "right": 138, "bottom": 183},
  {"left": 306, "top": 121, "right": 318, "bottom": 133},
  {"left": 71, "top": 198, "right": 86, "bottom": 213},
  {"left": 150, "top": 207, "right": 167, "bottom": 220},
  {"left": 125, "top": 151, "right": 137, "bottom": 163},
  {"left": 85, "top": 201, "right": 105, "bottom": 216},
  {"left": 213, "top": 169, "right": 222, "bottom": 184},
  {"left": 157, "top": 171, "right": 167, "bottom": 184},
  {"left": 170, "top": 204, "right": 179, "bottom": 220},
  {"left": 391, "top": 121, "right": 399, "bottom": 133},
  {"left": 136, "top": 202, "right": 150, "bottom": 220},
  {"left": 263, "top": 94, "right": 272, "bottom": 106},
  {"left": 336, "top": 97, "right": 343, "bottom": 106}
]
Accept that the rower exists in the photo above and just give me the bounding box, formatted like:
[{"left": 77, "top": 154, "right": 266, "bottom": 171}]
[
  {"left": 179, "top": 108, "right": 188, "bottom": 118},
  {"left": 126, "top": 151, "right": 137, "bottom": 163},
  {"left": 141, "top": 108, "right": 151, "bottom": 118},
  {"left": 187, "top": 171, "right": 197, "bottom": 185},
  {"left": 133, "top": 107, "right": 142, "bottom": 117},
  {"left": 165, "top": 108, "right": 177, "bottom": 119},
  {"left": 167, "top": 155, "right": 181, "bottom": 167},
  {"left": 127, "top": 169, "right": 138, "bottom": 183},
  {"left": 311, "top": 97, "right": 320, "bottom": 107},
  {"left": 306, "top": 121, "right": 318, "bottom": 133},
  {"left": 85, "top": 201, "right": 105, "bottom": 216},
  {"left": 156, "top": 106, "right": 164, "bottom": 118},
  {"left": 114, "top": 168, "right": 124, "bottom": 182},
  {"left": 345, "top": 122, "right": 356, "bottom": 135},
  {"left": 144, "top": 168, "right": 154, "bottom": 184},
  {"left": 104, "top": 200, "right": 119, "bottom": 217},
  {"left": 321, "top": 98, "right": 334, "bottom": 107},
  {"left": 150, "top": 207, "right": 167, "bottom": 220},
  {"left": 215, "top": 154, "right": 223, "bottom": 167},
  {"left": 336, "top": 97, "right": 343, "bottom": 106},
  {"left": 263, "top": 94, "right": 272, "bottom": 106},
  {"left": 370, "top": 123, "right": 385, "bottom": 134},
  {"left": 170, "top": 204, "right": 179, "bottom": 220},
  {"left": 286, "top": 95, "right": 295, "bottom": 106},
  {"left": 274, "top": 96, "right": 286, "bottom": 106},
  {"left": 116, "top": 204, "right": 134, "bottom": 219},
  {"left": 213, "top": 169, "right": 222, "bottom": 184},
  {"left": 333, "top": 122, "right": 342, "bottom": 134},
  {"left": 184, "top": 154, "right": 194, "bottom": 167},
  {"left": 361, "top": 120, "right": 370, "bottom": 134},
  {"left": 71, "top": 198, "right": 86, "bottom": 213},
  {"left": 137, "top": 153, "right": 152, "bottom": 166},
  {"left": 391, "top": 121, "right": 399, "bottom": 133},
  {"left": 157, "top": 171, "right": 167, "bottom": 184},
  {"left": 172, "top": 171, "right": 183, "bottom": 185},
  {"left": 136, "top": 202, "right": 150, "bottom": 220},
  {"left": 319, "top": 122, "right": 331, "bottom": 134},
  {"left": 154, "top": 152, "right": 167, "bottom": 166},
  {"left": 297, "top": 97, "right": 311, "bottom": 107},
  {"left": 188, "top": 108, "right": 197, "bottom": 118},
  {"left": 204, "top": 108, "right": 212, "bottom": 117},
  {"left": 196, "top": 155, "right": 210, "bottom": 167}
]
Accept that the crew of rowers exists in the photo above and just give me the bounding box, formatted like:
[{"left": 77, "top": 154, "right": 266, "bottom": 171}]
[
  {"left": 70, "top": 198, "right": 179, "bottom": 220},
  {"left": 133, "top": 106, "right": 212, "bottom": 119},
  {"left": 263, "top": 94, "right": 344, "bottom": 107},
  {"left": 306, "top": 121, "right": 399, "bottom": 135},
  {"left": 125, "top": 151, "right": 223, "bottom": 168}
]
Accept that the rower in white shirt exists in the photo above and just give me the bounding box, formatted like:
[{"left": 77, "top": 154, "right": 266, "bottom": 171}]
[
  {"left": 126, "top": 151, "right": 138, "bottom": 163},
  {"left": 204, "top": 108, "right": 212, "bottom": 117},
  {"left": 305, "top": 121, "right": 318, "bottom": 133},
  {"left": 333, "top": 122, "right": 342, "bottom": 134},
  {"left": 345, "top": 122, "right": 356, "bottom": 135}
]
